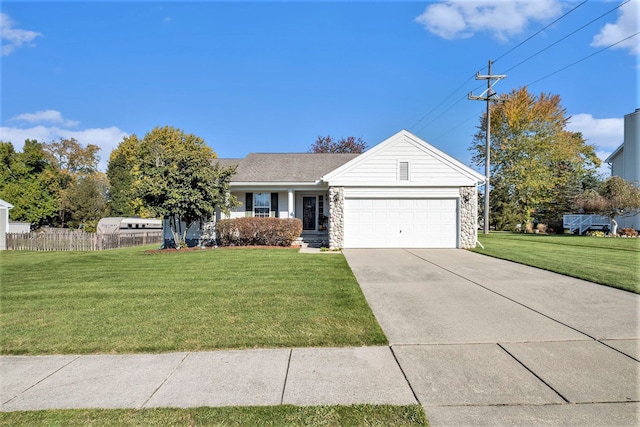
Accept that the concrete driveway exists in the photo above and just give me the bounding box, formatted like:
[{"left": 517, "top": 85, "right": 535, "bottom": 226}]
[{"left": 343, "top": 249, "right": 639, "bottom": 426}]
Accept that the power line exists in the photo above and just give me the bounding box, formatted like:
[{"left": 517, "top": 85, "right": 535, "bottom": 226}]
[
  {"left": 415, "top": 92, "right": 469, "bottom": 134},
  {"left": 430, "top": 110, "right": 482, "bottom": 143},
  {"left": 502, "top": 0, "right": 631, "bottom": 74},
  {"left": 409, "top": 72, "right": 479, "bottom": 130},
  {"left": 411, "top": 0, "right": 632, "bottom": 138},
  {"left": 494, "top": 0, "right": 589, "bottom": 64},
  {"left": 526, "top": 31, "right": 640, "bottom": 87},
  {"left": 410, "top": 0, "right": 595, "bottom": 133},
  {"left": 423, "top": 31, "right": 638, "bottom": 145}
]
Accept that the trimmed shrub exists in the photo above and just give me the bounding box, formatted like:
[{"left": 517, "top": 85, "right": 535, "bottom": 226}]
[
  {"left": 536, "top": 223, "right": 548, "bottom": 234},
  {"left": 216, "top": 217, "right": 303, "bottom": 247},
  {"left": 524, "top": 222, "right": 535, "bottom": 234},
  {"left": 618, "top": 228, "right": 638, "bottom": 237}
]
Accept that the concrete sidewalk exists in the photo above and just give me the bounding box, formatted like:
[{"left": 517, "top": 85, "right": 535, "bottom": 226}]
[{"left": 1, "top": 346, "right": 416, "bottom": 411}]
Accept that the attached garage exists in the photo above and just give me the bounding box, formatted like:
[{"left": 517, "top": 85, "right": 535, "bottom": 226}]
[
  {"left": 344, "top": 198, "right": 457, "bottom": 248},
  {"left": 323, "top": 130, "right": 485, "bottom": 249}
]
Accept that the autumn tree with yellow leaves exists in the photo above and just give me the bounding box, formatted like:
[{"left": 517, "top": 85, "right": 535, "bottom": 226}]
[{"left": 470, "top": 87, "right": 601, "bottom": 230}]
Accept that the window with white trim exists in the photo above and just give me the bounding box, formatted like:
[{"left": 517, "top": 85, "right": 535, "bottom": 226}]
[
  {"left": 253, "top": 193, "right": 270, "bottom": 217},
  {"left": 399, "top": 161, "right": 409, "bottom": 181}
]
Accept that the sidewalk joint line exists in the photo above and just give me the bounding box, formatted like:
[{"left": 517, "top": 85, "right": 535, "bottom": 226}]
[
  {"left": 141, "top": 352, "right": 190, "bottom": 409},
  {"left": 389, "top": 345, "right": 421, "bottom": 406},
  {"left": 596, "top": 340, "right": 639, "bottom": 363},
  {"left": 2, "top": 355, "right": 81, "bottom": 406},
  {"left": 280, "top": 348, "right": 293, "bottom": 405},
  {"left": 497, "top": 343, "right": 570, "bottom": 404},
  {"left": 405, "top": 249, "right": 597, "bottom": 341}
]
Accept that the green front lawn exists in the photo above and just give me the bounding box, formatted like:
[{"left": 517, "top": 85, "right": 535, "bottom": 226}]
[
  {"left": 0, "top": 247, "right": 387, "bottom": 355},
  {"left": 0, "top": 405, "right": 429, "bottom": 427},
  {"left": 472, "top": 233, "right": 640, "bottom": 293}
]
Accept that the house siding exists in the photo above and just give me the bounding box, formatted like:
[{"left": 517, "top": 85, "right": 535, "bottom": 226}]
[
  {"left": 607, "top": 110, "right": 640, "bottom": 230},
  {"left": 326, "top": 137, "right": 479, "bottom": 186}
]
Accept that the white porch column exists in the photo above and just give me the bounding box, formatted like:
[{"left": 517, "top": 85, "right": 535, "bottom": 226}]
[{"left": 288, "top": 190, "right": 295, "bottom": 218}]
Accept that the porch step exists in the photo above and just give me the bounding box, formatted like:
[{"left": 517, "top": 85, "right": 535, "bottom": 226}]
[{"left": 300, "top": 237, "right": 328, "bottom": 248}]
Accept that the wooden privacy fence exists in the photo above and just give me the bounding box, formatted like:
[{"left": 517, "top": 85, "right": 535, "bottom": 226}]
[{"left": 5, "top": 231, "right": 163, "bottom": 251}]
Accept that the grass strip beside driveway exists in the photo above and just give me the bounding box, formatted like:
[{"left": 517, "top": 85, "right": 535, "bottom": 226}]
[
  {"left": 0, "top": 405, "right": 429, "bottom": 427},
  {"left": 472, "top": 233, "right": 639, "bottom": 293},
  {"left": 0, "top": 247, "right": 387, "bottom": 355}
]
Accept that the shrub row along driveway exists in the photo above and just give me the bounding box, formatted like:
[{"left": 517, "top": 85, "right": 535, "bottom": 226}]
[{"left": 343, "top": 249, "right": 639, "bottom": 426}]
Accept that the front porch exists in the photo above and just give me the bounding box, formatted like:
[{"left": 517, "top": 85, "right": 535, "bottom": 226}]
[
  {"left": 300, "top": 231, "right": 330, "bottom": 248},
  {"left": 228, "top": 189, "right": 333, "bottom": 246}
]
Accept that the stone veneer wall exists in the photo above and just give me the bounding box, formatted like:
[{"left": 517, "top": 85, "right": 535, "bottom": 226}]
[
  {"left": 459, "top": 186, "right": 477, "bottom": 249},
  {"left": 328, "top": 187, "right": 344, "bottom": 249},
  {"left": 329, "top": 186, "right": 477, "bottom": 249}
]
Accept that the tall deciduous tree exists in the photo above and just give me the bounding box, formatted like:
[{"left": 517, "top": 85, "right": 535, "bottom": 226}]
[
  {"left": 575, "top": 176, "right": 640, "bottom": 234},
  {"left": 109, "top": 126, "right": 237, "bottom": 247},
  {"left": 470, "top": 87, "right": 601, "bottom": 230},
  {"left": 44, "top": 138, "right": 104, "bottom": 228},
  {"left": 106, "top": 135, "right": 147, "bottom": 217},
  {"left": 0, "top": 140, "right": 59, "bottom": 228},
  {"left": 64, "top": 173, "right": 110, "bottom": 232},
  {"left": 309, "top": 135, "right": 367, "bottom": 153}
]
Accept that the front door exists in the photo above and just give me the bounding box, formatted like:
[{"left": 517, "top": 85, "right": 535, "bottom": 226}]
[{"left": 303, "top": 196, "right": 316, "bottom": 231}]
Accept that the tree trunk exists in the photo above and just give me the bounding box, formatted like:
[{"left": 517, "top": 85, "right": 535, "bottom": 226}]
[{"left": 610, "top": 218, "right": 618, "bottom": 235}]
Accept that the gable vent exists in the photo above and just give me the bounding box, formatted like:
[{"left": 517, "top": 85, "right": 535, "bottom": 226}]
[{"left": 399, "top": 161, "right": 409, "bottom": 181}]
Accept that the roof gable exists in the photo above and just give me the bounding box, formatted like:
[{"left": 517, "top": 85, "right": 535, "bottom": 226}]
[
  {"left": 605, "top": 143, "right": 623, "bottom": 164},
  {"left": 223, "top": 153, "right": 360, "bottom": 183},
  {"left": 323, "top": 130, "right": 484, "bottom": 186}
]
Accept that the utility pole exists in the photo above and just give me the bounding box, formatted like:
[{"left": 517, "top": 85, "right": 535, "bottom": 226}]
[{"left": 468, "top": 60, "right": 506, "bottom": 235}]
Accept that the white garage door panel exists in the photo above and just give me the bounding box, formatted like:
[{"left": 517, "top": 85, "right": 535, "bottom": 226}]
[{"left": 344, "top": 198, "right": 457, "bottom": 248}]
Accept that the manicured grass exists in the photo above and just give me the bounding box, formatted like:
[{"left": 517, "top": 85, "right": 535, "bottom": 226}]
[
  {"left": 0, "top": 247, "right": 387, "bottom": 355},
  {"left": 0, "top": 405, "right": 429, "bottom": 426},
  {"left": 472, "top": 233, "right": 640, "bottom": 293}
]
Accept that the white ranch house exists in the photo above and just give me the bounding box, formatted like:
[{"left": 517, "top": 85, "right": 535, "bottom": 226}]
[{"left": 165, "top": 130, "right": 484, "bottom": 249}]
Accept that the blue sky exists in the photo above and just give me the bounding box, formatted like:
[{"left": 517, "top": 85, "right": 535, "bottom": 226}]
[{"left": 1, "top": 1, "right": 638, "bottom": 172}]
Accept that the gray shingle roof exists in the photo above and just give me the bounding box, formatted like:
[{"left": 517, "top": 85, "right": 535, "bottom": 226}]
[{"left": 216, "top": 153, "right": 360, "bottom": 182}]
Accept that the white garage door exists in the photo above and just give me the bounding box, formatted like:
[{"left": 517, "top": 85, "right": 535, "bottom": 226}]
[{"left": 344, "top": 198, "right": 457, "bottom": 248}]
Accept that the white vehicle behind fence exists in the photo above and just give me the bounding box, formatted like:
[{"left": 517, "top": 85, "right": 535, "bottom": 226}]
[{"left": 96, "top": 217, "right": 162, "bottom": 234}]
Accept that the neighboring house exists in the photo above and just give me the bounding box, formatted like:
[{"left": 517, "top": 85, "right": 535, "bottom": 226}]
[
  {"left": 605, "top": 109, "right": 640, "bottom": 230},
  {"left": 0, "top": 199, "right": 13, "bottom": 250},
  {"left": 210, "top": 129, "right": 484, "bottom": 249},
  {"left": 8, "top": 221, "right": 31, "bottom": 233}
]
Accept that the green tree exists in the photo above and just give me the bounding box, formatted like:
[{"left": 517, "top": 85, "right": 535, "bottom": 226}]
[
  {"left": 64, "top": 173, "right": 110, "bottom": 231},
  {"left": 575, "top": 176, "right": 640, "bottom": 234},
  {"left": 43, "top": 138, "right": 104, "bottom": 228},
  {"left": 0, "top": 140, "right": 59, "bottom": 228},
  {"left": 110, "top": 126, "right": 237, "bottom": 247},
  {"left": 106, "top": 135, "right": 140, "bottom": 217},
  {"left": 470, "top": 87, "right": 601, "bottom": 230},
  {"left": 309, "top": 135, "right": 367, "bottom": 153}
]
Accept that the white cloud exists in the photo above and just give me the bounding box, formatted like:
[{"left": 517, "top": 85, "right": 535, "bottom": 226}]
[
  {"left": 1, "top": 13, "right": 42, "bottom": 56},
  {"left": 0, "top": 121, "right": 128, "bottom": 172},
  {"left": 567, "top": 113, "right": 623, "bottom": 174},
  {"left": 591, "top": 0, "right": 639, "bottom": 55},
  {"left": 415, "top": 0, "right": 563, "bottom": 41},
  {"left": 567, "top": 113, "right": 624, "bottom": 150},
  {"left": 10, "top": 110, "right": 80, "bottom": 127}
]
